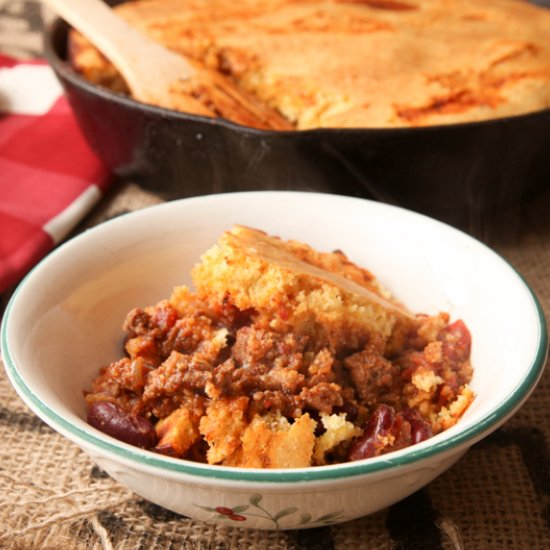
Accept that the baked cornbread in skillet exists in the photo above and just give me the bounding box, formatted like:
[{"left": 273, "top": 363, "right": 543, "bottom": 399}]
[{"left": 69, "top": 0, "right": 550, "bottom": 128}]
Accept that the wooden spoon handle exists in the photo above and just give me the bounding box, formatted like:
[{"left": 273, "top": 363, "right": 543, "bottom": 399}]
[
  {"left": 43, "top": 0, "right": 293, "bottom": 129},
  {"left": 42, "top": 0, "right": 194, "bottom": 100}
]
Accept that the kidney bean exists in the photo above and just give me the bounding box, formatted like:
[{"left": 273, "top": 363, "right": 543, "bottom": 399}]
[
  {"left": 348, "top": 404, "right": 395, "bottom": 461},
  {"left": 410, "top": 421, "right": 433, "bottom": 444},
  {"left": 87, "top": 401, "right": 157, "bottom": 449},
  {"left": 348, "top": 404, "right": 434, "bottom": 461},
  {"left": 401, "top": 408, "right": 433, "bottom": 444}
]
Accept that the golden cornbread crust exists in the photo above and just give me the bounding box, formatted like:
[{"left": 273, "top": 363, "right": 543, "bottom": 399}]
[
  {"left": 69, "top": 0, "right": 550, "bottom": 128},
  {"left": 191, "top": 225, "right": 414, "bottom": 352}
]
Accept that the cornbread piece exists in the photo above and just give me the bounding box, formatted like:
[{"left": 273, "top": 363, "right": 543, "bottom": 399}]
[
  {"left": 434, "top": 385, "right": 475, "bottom": 432},
  {"left": 313, "top": 413, "right": 362, "bottom": 465},
  {"left": 154, "top": 406, "right": 200, "bottom": 457},
  {"left": 199, "top": 396, "right": 249, "bottom": 464},
  {"left": 223, "top": 413, "right": 317, "bottom": 468},
  {"left": 69, "top": 0, "right": 550, "bottom": 128},
  {"left": 69, "top": 30, "right": 130, "bottom": 95},
  {"left": 191, "top": 225, "right": 414, "bottom": 352}
]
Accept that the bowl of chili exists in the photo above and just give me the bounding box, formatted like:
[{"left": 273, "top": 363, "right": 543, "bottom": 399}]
[{"left": 1, "top": 192, "right": 546, "bottom": 528}]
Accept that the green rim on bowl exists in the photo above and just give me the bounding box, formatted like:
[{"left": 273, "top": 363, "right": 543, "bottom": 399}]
[{"left": 1, "top": 196, "right": 548, "bottom": 483}]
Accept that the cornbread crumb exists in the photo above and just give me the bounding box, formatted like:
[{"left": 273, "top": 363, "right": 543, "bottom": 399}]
[
  {"left": 199, "top": 396, "right": 249, "bottom": 464},
  {"left": 412, "top": 368, "right": 444, "bottom": 393},
  {"left": 435, "top": 386, "right": 475, "bottom": 432},
  {"left": 154, "top": 406, "right": 200, "bottom": 456},
  {"left": 225, "top": 413, "right": 316, "bottom": 468},
  {"left": 313, "top": 414, "right": 362, "bottom": 465}
]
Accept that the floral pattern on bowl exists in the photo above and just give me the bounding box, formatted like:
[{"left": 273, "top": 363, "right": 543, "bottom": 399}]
[{"left": 195, "top": 493, "right": 347, "bottom": 529}]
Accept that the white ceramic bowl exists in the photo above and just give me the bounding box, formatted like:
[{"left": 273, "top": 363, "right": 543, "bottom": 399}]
[{"left": 2, "top": 192, "right": 547, "bottom": 530}]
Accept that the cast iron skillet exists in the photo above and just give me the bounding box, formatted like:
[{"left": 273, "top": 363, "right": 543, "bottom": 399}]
[{"left": 43, "top": 5, "right": 550, "bottom": 239}]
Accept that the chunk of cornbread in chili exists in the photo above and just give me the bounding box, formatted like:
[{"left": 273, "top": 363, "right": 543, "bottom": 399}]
[{"left": 191, "top": 225, "right": 414, "bottom": 353}]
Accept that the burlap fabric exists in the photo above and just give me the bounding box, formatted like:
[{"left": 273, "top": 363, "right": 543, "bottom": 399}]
[{"left": 1, "top": 3, "right": 550, "bottom": 548}]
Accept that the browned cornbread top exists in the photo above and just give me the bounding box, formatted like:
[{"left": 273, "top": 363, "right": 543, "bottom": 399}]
[{"left": 70, "top": 0, "right": 550, "bottom": 128}]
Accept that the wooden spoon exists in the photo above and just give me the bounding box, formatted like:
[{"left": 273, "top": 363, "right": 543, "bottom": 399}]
[{"left": 43, "top": 0, "right": 293, "bottom": 130}]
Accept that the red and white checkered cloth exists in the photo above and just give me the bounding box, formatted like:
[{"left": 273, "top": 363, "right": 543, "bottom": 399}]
[{"left": 0, "top": 55, "right": 111, "bottom": 293}]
